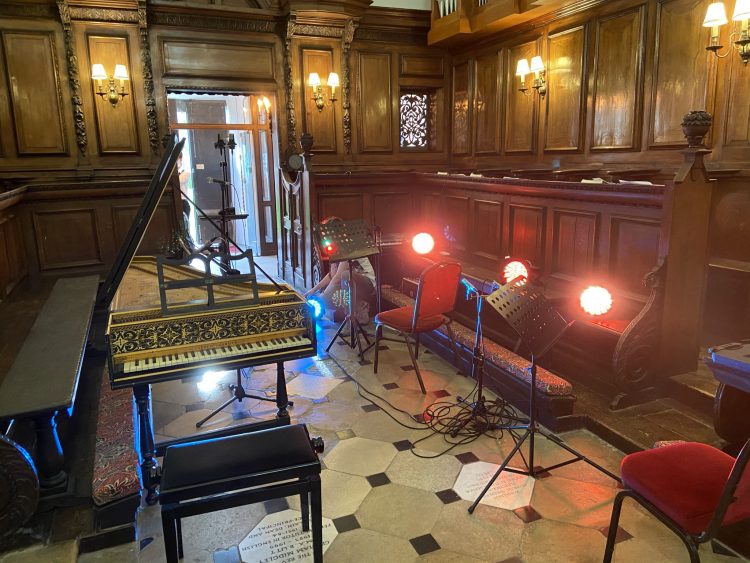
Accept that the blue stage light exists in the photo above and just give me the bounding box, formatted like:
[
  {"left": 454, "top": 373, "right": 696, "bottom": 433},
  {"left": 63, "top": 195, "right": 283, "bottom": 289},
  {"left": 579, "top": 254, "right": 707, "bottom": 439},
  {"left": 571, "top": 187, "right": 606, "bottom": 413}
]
[{"left": 308, "top": 296, "right": 325, "bottom": 319}]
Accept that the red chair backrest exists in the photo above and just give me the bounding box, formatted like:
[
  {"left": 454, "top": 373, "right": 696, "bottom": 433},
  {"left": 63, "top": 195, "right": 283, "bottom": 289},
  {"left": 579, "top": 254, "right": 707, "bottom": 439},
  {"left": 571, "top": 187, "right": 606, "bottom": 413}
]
[
  {"left": 412, "top": 261, "right": 462, "bottom": 331},
  {"left": 708, "top": 438, "right": 750, "bottom": 537}
]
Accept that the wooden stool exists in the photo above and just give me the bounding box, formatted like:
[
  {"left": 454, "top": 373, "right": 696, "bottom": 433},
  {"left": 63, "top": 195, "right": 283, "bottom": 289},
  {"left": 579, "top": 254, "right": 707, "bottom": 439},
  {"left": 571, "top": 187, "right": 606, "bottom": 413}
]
[{"left": 158, "top": 424, "right": 324, "bottom": 562}]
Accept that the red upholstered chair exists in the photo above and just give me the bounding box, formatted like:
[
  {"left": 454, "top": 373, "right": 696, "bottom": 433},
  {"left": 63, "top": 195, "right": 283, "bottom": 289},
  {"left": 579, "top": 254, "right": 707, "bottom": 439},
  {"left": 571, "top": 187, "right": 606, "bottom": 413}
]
[
  {"left": 373, "top": 261, "right": 462, "bottom": 394},
  {"left": 603, "top": 439, "right": 750, "bottom": 563}
]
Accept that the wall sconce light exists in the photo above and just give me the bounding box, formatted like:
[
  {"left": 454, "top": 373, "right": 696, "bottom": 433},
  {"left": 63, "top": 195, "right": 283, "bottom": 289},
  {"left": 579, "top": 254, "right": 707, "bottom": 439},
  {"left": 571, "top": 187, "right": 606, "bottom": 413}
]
[
  {"left": 703, "top": 1, "right": 750, "bottom": 64},
  {"left": 307, "top": 71, "right": 339, "bottom": 111},
  {"left": 91, "top": 63, "right": 129, "bottom": 107},
  {"left": 257, "top": 95, "right": 272, "bottom": 127},
  {"left": 516, "top": 56, "right": 546, "bottom": 98}
]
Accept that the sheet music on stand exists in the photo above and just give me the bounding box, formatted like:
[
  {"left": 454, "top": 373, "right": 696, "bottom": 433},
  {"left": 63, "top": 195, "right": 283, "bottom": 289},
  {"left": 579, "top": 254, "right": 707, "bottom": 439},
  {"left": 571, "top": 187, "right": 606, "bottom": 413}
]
[{"left": 314, "top": 219, "right": 379, "bottom": 263}]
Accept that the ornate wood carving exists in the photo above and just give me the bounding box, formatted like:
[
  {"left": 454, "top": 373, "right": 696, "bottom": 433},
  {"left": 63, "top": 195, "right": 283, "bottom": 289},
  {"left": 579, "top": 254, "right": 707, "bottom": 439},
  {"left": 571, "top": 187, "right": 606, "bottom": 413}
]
[
  {"left": 148, "top": 11, "right": 277, "bottom": 34},
  {"left": 341, "top": 18, "right": 358, "bottom": 155},
  {"left": 57, "top": 0, "right": 87, "bottom": 155},
  {"left": 0, "top": 3, "right": 57, "bottom": 18},
  {"left": 139, "top": 1, "right": 160, "bottom": 155},
  {"left": 68, "top": 7, "right": 139, "bottom": 22},
  {"left": 283, "top": 14, "right": 298, "bottom": 156},
  {"left": 613, "top": 259, "right": 666, "bottom": 390},
  {"left": 0, "top": 435, "right": 39, "bottom": 537}
]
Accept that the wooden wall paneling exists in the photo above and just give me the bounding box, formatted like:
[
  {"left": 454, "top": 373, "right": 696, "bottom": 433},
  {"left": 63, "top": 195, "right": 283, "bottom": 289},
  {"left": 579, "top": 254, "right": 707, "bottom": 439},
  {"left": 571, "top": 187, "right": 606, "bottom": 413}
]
[
  {"left": 608, "top": 216, "right": 661, "bottom": 294},
  {"left": 591, "top": 7, "right": 644, "bottom": 151},
  {"left": 357, "top": 51, "right": 393, "bottom": 153},
  {"left": 544, "top": 26, "right": 585, "bottom": 152},
  {"left": 301, "top": 47, "right": 338, "bottom": 153},
  {"left": 372, "top": 192, "right": 412, "bottom": 233},
  {"left": 161, "top": 40, "right": 275, "bottom": 80},
  {"left": 318, "top": 193, "right": 364, "bottom": 221},
  {"left": 0, "top": 215, "right": 10, "bottom": 296},
  {"left": 452, "top": 61, "right": 471, "bottom": 155},
  {"left": 32, "top": 208, "right": 104, "bottom": 270},
  {"left": 550, "top": 208, "right": 598, "bottom": 279},
  {"left": 87, "top": 34, "right": 139, "bottom": 154},
  {"left": 723, "top": 47, "right": 750, "bottom": 147},
  {"left": 508, "top": 203, "right": 545, "bottom": 265},
  {"left": 650, "top": 0, "right": 713, "bottom": 147},
  {"left": 2, "top": 31, "right": 66, "bottom": 155},
  {"left": 111, "top": 203, "right": 174, "bottom": 255},
  {"left": 443, "top": 193, "right": 470, "bottom": 250},
  {"left": 470, "top": 198, "right": 503, "bottom": 266},
  {"left": 473, "top": 52, "right": 501, "bottom": 154},
  {"left": 400, "top": 54, "right": 444, "bottom": 78},
  {"left": 505, "top": 41, "right": 537, "bottom": 154}
]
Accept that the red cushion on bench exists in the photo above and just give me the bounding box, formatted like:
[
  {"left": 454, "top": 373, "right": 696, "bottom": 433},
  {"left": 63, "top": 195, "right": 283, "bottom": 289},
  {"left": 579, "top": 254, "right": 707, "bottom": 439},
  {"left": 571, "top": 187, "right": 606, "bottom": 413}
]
[
  {"left": 621, "top": 442, "right": 750, "bottom": 534},
  {"left": 92, "top": 373, "right": 141, "bottom": 507}
]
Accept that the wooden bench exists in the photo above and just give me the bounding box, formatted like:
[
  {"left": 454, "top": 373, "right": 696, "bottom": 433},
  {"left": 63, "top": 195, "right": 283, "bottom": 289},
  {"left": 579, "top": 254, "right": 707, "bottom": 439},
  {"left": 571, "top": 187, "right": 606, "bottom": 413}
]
[{"left": 0, "top": 275, "right": 99, "bottom": 494}]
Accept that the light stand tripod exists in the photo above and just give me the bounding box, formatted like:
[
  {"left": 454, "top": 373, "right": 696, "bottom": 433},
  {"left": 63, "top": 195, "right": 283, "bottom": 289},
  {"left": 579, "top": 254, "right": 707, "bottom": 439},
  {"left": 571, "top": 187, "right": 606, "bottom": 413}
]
[
  {"left": 468, "top": 279, "right": 621, "bottom": 513},
  {"left": 315, "top": 219, "right": 379, "bottom": 361},
  {"left": 195, "top": 367, "right": 289, "bottom": 429}
]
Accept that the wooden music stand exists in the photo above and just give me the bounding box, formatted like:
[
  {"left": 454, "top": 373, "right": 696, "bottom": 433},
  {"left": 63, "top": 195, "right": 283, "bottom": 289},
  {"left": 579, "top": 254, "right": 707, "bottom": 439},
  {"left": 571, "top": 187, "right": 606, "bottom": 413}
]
[
  {"left": 314, "top": 219, "right": 379, "bottom": 360},
  {"left": 468, "top": 279, "right": 620, "bottom": 513}
]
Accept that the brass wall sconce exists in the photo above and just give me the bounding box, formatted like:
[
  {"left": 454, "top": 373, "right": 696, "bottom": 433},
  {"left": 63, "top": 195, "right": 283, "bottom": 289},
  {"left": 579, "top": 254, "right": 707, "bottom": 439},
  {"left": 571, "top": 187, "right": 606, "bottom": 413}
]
[
  {"left": 703, "top": 1, "right": 750, "bottom": 64},
  {"left": 516, "top": 56, "right": 546, "bottom": 98},
  {"left": 91, "top": 63, "right": 129, "bottom": 107},
  {"left": 307, "top": 72, "right": 339, "bottom": 111}
]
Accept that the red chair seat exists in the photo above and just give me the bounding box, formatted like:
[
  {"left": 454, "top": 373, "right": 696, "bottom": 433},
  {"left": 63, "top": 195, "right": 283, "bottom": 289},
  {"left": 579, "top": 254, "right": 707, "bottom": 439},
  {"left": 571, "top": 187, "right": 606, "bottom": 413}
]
[
  {"left": 621, "top": 442, "right": 750, "bottom": 534},
  {"left": 375, "top": 306, "right": 445, "bottom": 333}
]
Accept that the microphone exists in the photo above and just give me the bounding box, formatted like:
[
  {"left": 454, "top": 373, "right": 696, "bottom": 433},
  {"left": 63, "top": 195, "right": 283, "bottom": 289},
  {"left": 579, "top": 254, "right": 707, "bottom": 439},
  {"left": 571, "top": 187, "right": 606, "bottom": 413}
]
[
  {"left": 206, "top": 176, "right": 229, "bottom": 186},
  {"left": 460, "top": 277, "right": 479, "bottom": 299}
]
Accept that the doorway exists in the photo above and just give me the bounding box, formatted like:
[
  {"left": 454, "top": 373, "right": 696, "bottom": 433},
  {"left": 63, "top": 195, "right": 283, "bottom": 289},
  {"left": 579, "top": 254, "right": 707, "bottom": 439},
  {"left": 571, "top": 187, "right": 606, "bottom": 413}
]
[{"left": 167, "top": 92, "right": 278, "bottom": 257}]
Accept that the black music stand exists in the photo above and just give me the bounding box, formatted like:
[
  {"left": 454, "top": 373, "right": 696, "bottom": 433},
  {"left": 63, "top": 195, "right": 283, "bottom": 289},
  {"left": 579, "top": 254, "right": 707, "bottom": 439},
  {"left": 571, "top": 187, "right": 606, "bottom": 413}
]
[
  {"left": 468, "top": 279, "right": 620, "bottom": 513},
  {"left": 315, "top": 219, "right": 379, "bottom": 360}
]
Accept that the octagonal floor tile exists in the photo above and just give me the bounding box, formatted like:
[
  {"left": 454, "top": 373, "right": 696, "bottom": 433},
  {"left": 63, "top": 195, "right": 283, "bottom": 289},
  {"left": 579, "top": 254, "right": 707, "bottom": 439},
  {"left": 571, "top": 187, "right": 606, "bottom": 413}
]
[
  {"left": 287, "top": 469, "right": 371, "bottom": 519},
  {"left": 324, "top": 528, "right": 416, "bottom": 563},
  {"left": 323, "top": 437, "right": 397, "bottom": 476},
  {"left": 454, "top": 461, "right": 535, "bottom": 510},
  {"left": 385, "top": 448, "right": 461, "bottom": 492},
  {"left": 355, "top": 483, "right": 443, "bottom": 540}
]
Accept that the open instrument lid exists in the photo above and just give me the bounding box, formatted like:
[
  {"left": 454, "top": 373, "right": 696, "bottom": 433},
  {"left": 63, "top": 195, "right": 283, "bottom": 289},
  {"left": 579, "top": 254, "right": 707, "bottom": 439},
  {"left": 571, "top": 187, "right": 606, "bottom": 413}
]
[{"left": 96, "top": 136, "right": 186, "bottom": 310}]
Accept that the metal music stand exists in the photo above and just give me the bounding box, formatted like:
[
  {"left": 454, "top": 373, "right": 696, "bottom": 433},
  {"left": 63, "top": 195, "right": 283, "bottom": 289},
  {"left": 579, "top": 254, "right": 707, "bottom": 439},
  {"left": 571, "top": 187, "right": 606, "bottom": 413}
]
[
  {"left": 468, "top": 279, "right": 620, "bottom": 513},
  {"left": 315, "top": 219, "right": 379, "bottom": 360}
]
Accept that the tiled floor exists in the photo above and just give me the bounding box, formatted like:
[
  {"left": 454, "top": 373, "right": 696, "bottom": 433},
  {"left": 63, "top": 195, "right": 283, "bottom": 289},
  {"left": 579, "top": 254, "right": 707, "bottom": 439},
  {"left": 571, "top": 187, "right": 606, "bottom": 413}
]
[{"left": 79, "top": 316, "right": 746, "bottom": 563}]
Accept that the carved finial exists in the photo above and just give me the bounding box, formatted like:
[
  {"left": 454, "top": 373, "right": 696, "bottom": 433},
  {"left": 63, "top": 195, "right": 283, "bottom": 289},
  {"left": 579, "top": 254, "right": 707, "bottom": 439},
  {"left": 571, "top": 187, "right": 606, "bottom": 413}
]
[
  {"left": 681, "top": 110, "right": 712, "bottom": 148},
  {"left": 300, "top": 133, "right": 313, "bottom": 156}
]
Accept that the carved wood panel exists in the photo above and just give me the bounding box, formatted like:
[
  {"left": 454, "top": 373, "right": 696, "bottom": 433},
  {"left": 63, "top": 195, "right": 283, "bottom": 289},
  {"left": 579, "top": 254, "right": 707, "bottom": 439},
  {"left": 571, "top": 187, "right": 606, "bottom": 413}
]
[
  {"left": 357, "top": 52, "right": 393, "bottom": 153},
  {"left": 471, "top": 198, "right": 503, "bottom": 263},
  {"left": 452, "top": 61, "right": 470, "bottom": 155},
  {"left": 650, "top": 0, "right": 711, "bottom": 146},
  {"left": 87, "top": 34, "right": 139, "bottom": 155},
  {"left": 473, "top": 52, "right": 501, "bottom": 155},
  {"left": 161, "top": 40, "right": 275, "bottom": 80},
  {"left": 33, "top": 208, "right": 103, "bottom": 270},
  {"left": 302, "top": 48, "right": 337, "bottom": 153},
  {"left": 551, "top": 209, "right": 598, "bottom": 277},
  {"left": 591, "top": 8, "right": 644, "bottom": 150},
  {"left": 508, "top": 204, "right": 545, "bottom": 265},
  {"left": 724, "top": 50, "right": 750, "bottom": 146},
  {"left": 505, "top": 41, "right": 536, "bottom": 154},
  {"left": 2, "top": 31, "right": 66, "bottom": 155},
  {"left": 609, "top": 216, "right": 661, "bottom": 293},
  {"left": 545, "top": 26, "right": 585, "bottom": 152}
]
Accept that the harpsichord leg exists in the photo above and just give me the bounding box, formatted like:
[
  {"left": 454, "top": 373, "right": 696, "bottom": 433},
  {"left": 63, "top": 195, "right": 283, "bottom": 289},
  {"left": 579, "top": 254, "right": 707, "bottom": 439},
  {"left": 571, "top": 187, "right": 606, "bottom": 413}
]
[
  {"left": 134, "top": 384, "right": 159, "bottom": 504},
  {"left": 276, "top": 362, "right": 290, "bottom": 419}
]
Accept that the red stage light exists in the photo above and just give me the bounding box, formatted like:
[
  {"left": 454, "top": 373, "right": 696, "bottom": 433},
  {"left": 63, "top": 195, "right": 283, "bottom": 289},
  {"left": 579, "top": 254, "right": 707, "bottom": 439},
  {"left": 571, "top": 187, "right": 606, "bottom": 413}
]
[
  {"left": 580, "top": 286, "right": 613, "bottom": 316},
  {"left": 503, "top": 260, "right": 529, "bottom": 285},
  {"left": 323, "top": 240, "right": 334, "bottom": 254},
  {"left": 412, "top": 232, "right": 435, "bottom": 255}
]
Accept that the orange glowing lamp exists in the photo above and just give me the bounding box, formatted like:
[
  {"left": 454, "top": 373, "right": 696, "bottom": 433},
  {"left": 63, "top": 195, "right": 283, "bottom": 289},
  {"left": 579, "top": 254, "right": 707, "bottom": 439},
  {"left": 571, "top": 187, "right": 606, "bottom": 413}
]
[
  {"left": 580, "top": 286, "right": 613, "bottom": 316},
  {"left": 412, "top": 232, "right": 435, "bottom": 255},
  {"left": 503, "top": 260, "right": 529, "bottom": 285}
]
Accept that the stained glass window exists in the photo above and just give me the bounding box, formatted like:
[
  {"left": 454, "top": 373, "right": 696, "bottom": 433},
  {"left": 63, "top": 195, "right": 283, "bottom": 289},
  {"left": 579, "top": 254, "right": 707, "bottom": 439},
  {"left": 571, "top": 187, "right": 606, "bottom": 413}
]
[{"left": 400, "top": 93, "right": 429, "bottom": 148}]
